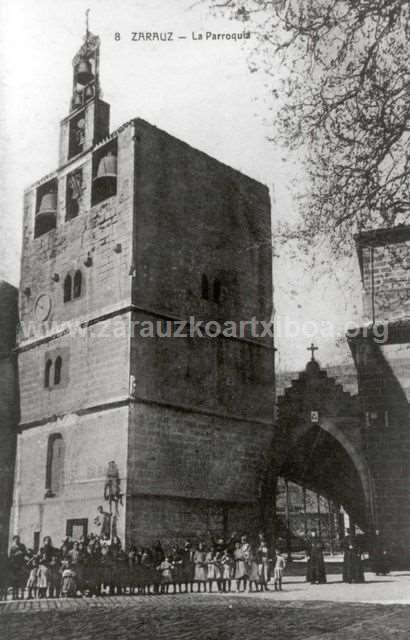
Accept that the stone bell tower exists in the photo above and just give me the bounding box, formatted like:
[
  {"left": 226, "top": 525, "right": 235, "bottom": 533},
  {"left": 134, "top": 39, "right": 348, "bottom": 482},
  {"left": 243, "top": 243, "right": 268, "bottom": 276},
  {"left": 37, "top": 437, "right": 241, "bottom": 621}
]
[
  {"left": 12, "top": 19, "right": 275, "bottom": 549},
  {"left": 13, "top": 18, "right": 133, "bottom": 548}
]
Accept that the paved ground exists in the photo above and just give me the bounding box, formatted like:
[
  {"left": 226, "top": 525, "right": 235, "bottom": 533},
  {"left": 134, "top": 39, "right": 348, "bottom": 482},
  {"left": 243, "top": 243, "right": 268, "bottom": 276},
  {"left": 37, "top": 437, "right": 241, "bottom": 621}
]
[{"left": 2, "top": 572, "right": 410, "bottom": 639}]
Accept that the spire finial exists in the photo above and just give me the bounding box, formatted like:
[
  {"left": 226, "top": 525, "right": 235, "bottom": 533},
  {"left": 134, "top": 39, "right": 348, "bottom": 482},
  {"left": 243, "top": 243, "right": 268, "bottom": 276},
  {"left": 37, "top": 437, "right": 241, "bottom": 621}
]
[{"left": 85, "top": 9, "right": 90, "bottom": 37}]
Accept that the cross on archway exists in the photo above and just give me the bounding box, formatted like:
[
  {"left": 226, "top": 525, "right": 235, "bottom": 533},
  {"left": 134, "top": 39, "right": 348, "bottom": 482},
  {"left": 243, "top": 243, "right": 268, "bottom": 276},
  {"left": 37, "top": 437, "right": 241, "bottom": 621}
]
[{"left": 307, "top": 343, "right": 319, "bottom": 361}]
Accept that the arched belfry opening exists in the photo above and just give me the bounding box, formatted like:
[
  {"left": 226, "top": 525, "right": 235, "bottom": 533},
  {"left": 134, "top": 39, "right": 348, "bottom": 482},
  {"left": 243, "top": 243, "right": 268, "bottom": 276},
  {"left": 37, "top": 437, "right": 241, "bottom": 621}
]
[{"left": 268, "top": 353, "right": 374, "bottom": 553}]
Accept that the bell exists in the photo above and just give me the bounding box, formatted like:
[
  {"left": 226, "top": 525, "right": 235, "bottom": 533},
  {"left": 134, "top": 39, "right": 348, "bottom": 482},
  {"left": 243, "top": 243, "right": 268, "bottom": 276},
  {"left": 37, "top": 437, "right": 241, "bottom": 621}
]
[
  {"left": 77, "top": 58, "right": 93, "bottom": 85},
  {"left": 84, "top": 84, "right": 94, "bottom": 100},
  {"left": 93, "top": 150, "right": 118, "bottom": 202},
  {"left": 96, "top": 151, "right": 117, "bottom": 179},
  {"left": 35, "top": 190, "right": 57, "bottom": 237},
  {"left": 38, "top": 191, "right": 57, "bottom": 216},
  {"left": 72, "top": 91, "right": 82, "bottom": 109}
]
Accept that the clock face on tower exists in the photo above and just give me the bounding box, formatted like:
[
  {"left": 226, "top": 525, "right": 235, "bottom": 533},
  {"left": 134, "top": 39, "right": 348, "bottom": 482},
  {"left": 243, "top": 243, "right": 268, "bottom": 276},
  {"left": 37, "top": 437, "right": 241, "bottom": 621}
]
[{"left": 34, "top": 293, "right": 52, "bottom": 321}]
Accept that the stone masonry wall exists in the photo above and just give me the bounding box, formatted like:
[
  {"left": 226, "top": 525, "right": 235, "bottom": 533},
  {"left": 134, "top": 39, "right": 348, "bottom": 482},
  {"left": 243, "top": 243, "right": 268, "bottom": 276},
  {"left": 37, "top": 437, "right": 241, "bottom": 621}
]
[
  {"left": 359, "top": 233, "right": 410, "bottom": 323},
  {"left": 351, "top": 337, "right": 410, "bottom": 553},
  {"left": 126, "top": 121, "right": 275, "bottom": 543},
  {"left": 15, "top": 115, "right": 275, "bottom": 547},
  {"left": 0, "top": 281, "right": 18, "bottom": 552},
  {"left": 132, "top": 119, "right": 273, "bottom": 341},
  {"left": 11, "top": 406, "right": 129, "bottom": 548},
  {"left": 18, "top": 124, "right": 134, "bottom": 337},
  {"left": 18, "top": 316, "right": 130, "bottom": 426}
]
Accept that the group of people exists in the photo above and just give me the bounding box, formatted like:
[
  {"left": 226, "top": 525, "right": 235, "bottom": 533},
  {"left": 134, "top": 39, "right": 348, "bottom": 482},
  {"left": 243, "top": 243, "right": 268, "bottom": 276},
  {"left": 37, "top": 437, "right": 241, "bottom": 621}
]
[
  {"left": 1, "top": 526, "right": 390, "bottom": 601},
  {"left": 1, "top": 531, "right": 287, "bottom": 600},
  {"left": 305, "top": 528, "right": 390, "bottom": 585}
]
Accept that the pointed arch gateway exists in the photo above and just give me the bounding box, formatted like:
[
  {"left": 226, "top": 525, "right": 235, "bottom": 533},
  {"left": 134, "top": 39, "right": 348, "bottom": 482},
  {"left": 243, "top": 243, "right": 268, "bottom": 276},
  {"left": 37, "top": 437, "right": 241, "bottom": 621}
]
[{"left": 264, "top": 359, "right": 375, "bottom": 543}]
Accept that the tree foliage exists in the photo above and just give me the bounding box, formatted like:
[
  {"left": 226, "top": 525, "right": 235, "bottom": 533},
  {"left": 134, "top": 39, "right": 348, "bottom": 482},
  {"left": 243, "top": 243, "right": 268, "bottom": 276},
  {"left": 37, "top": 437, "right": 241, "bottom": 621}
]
[{"left": 210, "top": 0, "right": 410, "bottom": 255}]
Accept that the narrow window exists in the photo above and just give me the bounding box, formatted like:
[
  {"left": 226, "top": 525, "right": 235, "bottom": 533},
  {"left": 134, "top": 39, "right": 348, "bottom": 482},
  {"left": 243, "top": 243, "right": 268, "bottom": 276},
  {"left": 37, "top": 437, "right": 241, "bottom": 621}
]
[
  {"left": 33, "top": 531, "right": 40, "bottom": 553},
  {"left": 213, "top": 278, "right": 221, "bottom": 303},
  {"left": 64, "top": 274, "right": 72, "bottom": 302},
  {"left": 45, "top": 434, "right": 65, "bottom": 497},
  {"left": 73, "top": 270, "right": 82, "bottom": 298},
  {"left": 201, "top": 274, "right": 209, "bottom": 300},
  {"left": 44, "top": 359, "right": 52, "bottom": 388},
  {"left": 54, "top": 356, "right": 62, "bottom": 385}
]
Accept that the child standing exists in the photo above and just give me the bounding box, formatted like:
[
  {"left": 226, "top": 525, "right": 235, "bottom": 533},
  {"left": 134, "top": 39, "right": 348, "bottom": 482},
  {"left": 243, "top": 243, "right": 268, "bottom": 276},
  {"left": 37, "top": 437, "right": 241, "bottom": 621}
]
[
  {"left": 158, "top": 556, "right": 174, "bottom": 594},
  {"left": 233, "top": 541, "right": 247, "bottom": 593},
  {"left": 220, "top": 551, "right": 233, "bottom": 593},
  {"left": 205, "top": 548, "right": 217, "bottom": 593},
  {"left": 37, "top": 559, "right": 51, "bottom": 599},
  {"left": 61, "top": 561, "right": 77, "bottom": 597},
  {"left": 26, "top": 558, "right": 39, "bottom": 600},
  {"left": 273, "top": 550, "right": 286, "bottom": 591}
]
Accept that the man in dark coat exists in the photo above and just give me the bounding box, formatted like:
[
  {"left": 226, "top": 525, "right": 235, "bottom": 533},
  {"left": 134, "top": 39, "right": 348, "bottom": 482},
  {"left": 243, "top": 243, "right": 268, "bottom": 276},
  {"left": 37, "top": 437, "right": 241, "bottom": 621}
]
[
  {"left": 8, "top": 535, "right": 28, "bottom": 600},
  {"left": 342, "top": 528, "right": 365, "bottom": 583},
  {"left": 306, "top": 529, "right": 326, "bottom": 584}
]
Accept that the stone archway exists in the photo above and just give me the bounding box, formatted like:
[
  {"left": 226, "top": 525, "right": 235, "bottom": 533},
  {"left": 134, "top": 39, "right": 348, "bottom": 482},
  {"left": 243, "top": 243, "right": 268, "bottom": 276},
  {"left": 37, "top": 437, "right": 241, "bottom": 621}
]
[
  {"left": 278, "top": 422, "right": 370, "bottom": 533},
  {"left": 260, "top": 358, "right": 375, "bottom": 544}
]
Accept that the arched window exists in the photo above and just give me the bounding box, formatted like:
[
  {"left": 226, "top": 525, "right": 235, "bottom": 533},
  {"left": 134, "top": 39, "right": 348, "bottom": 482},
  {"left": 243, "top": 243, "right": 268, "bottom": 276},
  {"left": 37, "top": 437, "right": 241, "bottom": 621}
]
[
  {"left": 63, "top": 274, "right": 72, "bottom": 302},
  {"left": 45, "top": 434, "right": 65, "bottom": 497},
  {"left": 54, "top": 356, "right": 62, "bottom": 385},
  {"left": 44, "top": 359, "right": 52, "bottom": 388},
  {"left": 73, "top": 270, "right": 82, "bottom": 299},
  {"left": 213, "top": 278, "right": 221, "bottom": 303},
  {"left": 201, "top": 274, "right": 209, "bottom": 300}
]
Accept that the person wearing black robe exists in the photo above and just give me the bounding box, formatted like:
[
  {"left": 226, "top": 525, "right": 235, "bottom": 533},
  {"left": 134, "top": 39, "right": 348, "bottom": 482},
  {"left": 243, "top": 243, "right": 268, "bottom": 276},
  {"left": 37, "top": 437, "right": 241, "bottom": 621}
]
[
  {"left": 370, "top": 530, "right": 390, "bottom": 576},
  {"left": 305, "top": 530, "right": 326, "bottom": 584},
  {"left": 342, "top": 529, "right": 365, "bottom": 583},
  {"left": 9, "top": 535, "right": 28, "bottom": 600}
]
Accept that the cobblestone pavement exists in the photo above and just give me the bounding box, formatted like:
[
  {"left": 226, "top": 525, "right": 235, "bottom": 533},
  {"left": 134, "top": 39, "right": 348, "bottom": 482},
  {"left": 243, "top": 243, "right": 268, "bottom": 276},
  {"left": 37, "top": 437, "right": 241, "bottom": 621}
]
[{"left": 1, "top": 573, "right": 410, "bottom": 640}]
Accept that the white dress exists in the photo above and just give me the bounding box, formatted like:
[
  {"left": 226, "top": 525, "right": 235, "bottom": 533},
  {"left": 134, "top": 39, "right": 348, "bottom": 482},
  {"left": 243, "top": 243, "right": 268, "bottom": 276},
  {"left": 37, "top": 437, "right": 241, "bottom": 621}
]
[{"left": 193, "top": 550, "right": 207, "bottom": 581}]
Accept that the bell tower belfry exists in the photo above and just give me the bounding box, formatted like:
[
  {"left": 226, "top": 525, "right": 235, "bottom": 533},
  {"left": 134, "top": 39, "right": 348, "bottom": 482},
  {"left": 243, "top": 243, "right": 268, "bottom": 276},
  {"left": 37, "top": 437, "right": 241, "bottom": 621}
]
[{"left": 59, "top": 12, "right": 110, "bottom": 166}]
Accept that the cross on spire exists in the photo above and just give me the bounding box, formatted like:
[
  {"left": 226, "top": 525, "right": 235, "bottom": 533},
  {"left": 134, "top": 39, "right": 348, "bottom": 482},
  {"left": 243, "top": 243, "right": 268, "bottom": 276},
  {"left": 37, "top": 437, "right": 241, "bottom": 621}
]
[{"left": 307, "top": 343, "right": 318, "bottom": 361}]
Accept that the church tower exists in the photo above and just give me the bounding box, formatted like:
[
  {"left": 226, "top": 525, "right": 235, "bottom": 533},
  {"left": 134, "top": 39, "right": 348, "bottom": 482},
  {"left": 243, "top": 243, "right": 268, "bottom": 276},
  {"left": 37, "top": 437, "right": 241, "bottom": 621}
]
[
  {"left": 12, "top": 20, "right": 275, "bottom": 547},
  {"left": 14, "top": 21, "right": 134, "bottom": 545}
]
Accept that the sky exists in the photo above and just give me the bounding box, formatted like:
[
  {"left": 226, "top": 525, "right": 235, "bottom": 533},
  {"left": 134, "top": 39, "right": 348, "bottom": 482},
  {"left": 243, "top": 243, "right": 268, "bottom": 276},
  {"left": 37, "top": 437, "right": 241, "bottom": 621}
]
[{"left": 0, "top": 0, "right": 363, "bottom": 373}]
